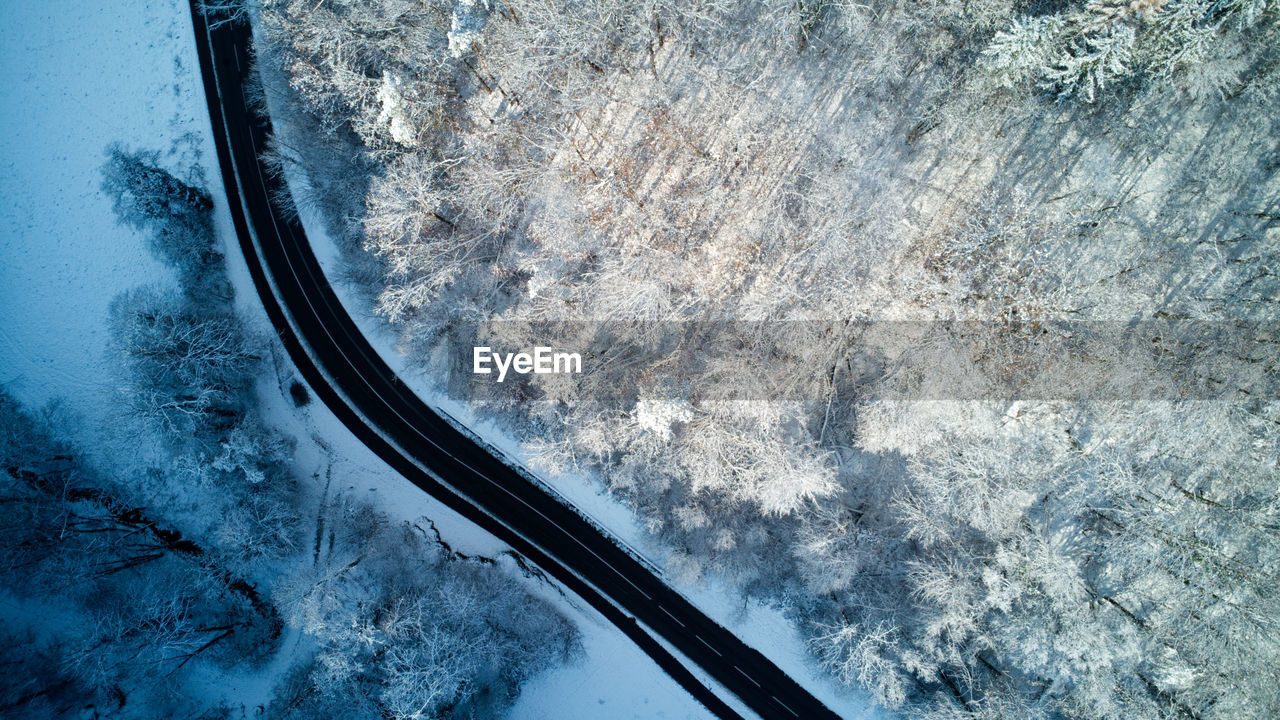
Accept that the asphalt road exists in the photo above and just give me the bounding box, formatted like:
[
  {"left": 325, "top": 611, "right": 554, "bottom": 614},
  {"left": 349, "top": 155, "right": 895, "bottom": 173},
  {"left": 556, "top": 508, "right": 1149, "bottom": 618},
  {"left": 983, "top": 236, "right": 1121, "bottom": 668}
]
[{"left": 187, "top": 6, "right": 844, "bottom": 720}]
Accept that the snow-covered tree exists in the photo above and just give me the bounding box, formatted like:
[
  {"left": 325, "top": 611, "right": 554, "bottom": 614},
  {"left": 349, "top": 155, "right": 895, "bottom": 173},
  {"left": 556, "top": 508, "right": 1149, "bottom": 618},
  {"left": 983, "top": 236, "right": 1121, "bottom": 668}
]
[
  {"left": 270, "top": 497, "right": 576, "bottom": 720},
  {"left": 983, "top": 0, "right": 1280, "bottom": 100},
  {"left": 101, "top": 146, "right": 230, "bottom": 302}
]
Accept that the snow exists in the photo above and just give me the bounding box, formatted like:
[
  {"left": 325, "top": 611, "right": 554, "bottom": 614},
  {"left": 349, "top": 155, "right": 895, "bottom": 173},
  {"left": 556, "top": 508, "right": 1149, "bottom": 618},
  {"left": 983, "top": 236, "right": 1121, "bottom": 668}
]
[
  {"left": 377, "top": 71, "right": 418, "bottom": 145},
  {"left": 507, "top": 595, "right": 718, "bottom": 720},
  {"left": 636, "top": 394, "right": 695, "bottom": 441},
  {"left": 447, "top": 0, "right": 492, "bottom": 58}
]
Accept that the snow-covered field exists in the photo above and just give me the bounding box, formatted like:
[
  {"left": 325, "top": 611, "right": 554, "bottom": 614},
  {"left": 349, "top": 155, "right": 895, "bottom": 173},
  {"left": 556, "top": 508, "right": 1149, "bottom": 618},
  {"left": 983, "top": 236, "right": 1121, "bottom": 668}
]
[
  {"left": 0, "top": 0, "right": 198, "bottom": 419},
  {"left": 0, "top": 2, "right": 723, "bottom": 718}
]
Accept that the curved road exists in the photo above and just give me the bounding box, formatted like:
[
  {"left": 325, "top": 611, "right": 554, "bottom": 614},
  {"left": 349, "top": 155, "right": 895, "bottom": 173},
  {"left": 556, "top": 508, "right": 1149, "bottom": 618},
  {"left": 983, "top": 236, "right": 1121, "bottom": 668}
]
[{"left": 188, "top": 6, "right": 842, "bottom": 720}]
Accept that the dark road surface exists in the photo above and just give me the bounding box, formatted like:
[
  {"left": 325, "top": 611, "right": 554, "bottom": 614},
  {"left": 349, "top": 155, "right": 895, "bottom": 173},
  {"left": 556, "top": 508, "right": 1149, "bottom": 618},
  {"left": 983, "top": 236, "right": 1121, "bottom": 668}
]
[{"left": 187, "top": 5, "right": 844, "bottom": 719}]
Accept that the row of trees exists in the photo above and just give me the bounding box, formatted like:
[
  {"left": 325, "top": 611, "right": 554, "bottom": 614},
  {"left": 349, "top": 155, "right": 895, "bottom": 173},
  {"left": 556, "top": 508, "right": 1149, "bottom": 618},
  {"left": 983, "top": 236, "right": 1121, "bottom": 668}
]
[
  {"left": 259, "top": 1, "right": 1279, "bottom": 718},
  {"left": 102, "top": 146, "right": 303, "bottom": 564}
]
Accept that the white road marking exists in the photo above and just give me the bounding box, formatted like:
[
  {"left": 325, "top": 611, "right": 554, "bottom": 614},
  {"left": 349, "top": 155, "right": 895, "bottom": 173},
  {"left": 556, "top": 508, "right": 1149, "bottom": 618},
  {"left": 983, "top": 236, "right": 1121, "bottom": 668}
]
[
  {"left": 735, "top": 666, "right": 761, "bottom": 688},
  {"left": 773, "top": 696, "right": 800, "bottom": 717},
  {"left": 695, "top": 635, "right": 722, "bottom": 656},
  {"left": 659, "top": 605, "right": 686, "bottom": 627}
]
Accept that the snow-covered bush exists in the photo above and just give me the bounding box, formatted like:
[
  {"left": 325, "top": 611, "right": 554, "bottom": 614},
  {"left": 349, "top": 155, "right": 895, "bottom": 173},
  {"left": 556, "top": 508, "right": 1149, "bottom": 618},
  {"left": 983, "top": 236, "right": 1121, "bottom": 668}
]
[
  {"left": 101, "top": 146, "right": 230, "bottom": 302},
  {"left": 270, "top": 498, "right": 577, "bottom": 720}
]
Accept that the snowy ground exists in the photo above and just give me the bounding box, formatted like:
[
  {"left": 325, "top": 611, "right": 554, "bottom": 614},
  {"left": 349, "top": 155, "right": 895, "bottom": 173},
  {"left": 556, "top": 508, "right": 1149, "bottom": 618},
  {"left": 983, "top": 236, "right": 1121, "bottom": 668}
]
[{"left": 0, "top": 2, "right": 721, "bottom": 718}]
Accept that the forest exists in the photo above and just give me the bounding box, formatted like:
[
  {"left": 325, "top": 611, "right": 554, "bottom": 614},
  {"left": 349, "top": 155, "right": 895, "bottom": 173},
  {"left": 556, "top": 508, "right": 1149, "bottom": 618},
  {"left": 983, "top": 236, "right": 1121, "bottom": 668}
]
[
  {"left": 0, "top": 149, "right": 575, "bottom": 719},
  {"left": 252, "top": 1, "right": 1280, "bottom": 719}
]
